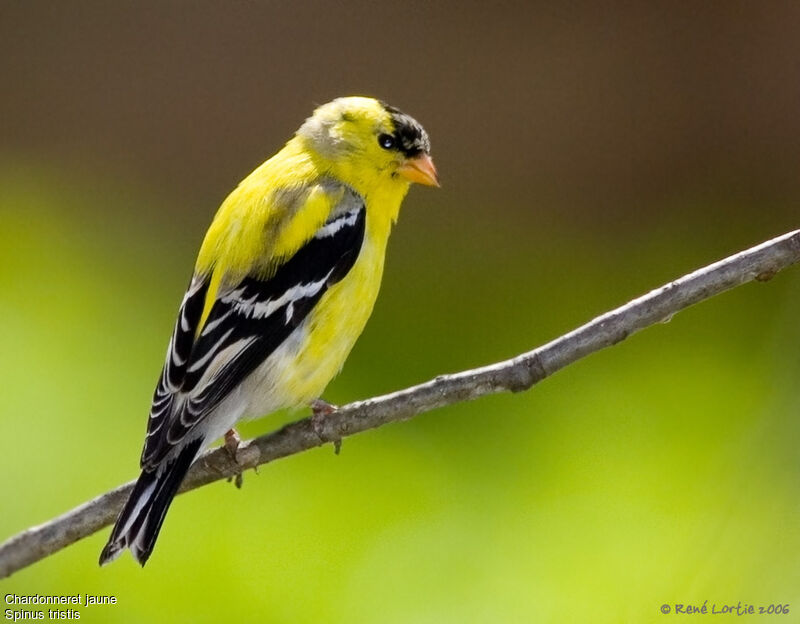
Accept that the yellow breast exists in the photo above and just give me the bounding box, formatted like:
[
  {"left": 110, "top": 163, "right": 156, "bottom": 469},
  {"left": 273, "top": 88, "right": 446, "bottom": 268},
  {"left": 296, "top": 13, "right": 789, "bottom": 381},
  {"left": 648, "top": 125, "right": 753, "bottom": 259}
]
[
  {"left": 270, "top": 229, "right": 387, "bottom": 406},
  {"left": 200, "top": 137, "right": 411, "bottom": 417}
]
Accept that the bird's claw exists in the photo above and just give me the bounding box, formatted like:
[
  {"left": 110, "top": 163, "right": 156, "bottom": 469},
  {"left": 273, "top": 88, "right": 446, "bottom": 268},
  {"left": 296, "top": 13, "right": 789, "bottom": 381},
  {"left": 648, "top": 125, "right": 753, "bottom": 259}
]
[
  {"left": 310, "top": 399, "right": 342, "bottom": 455},
  {"left": 224, "top": 428, "right": 245, "bottom": 488},
  {"left": 310, "top": 398, "right": 337, "bottom": 416}
]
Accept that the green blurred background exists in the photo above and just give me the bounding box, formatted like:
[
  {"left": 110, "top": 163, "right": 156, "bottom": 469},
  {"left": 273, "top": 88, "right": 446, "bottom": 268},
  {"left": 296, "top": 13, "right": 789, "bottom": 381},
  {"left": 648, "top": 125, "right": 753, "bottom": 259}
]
[{"left": 2, "top": 2, "right": 799, "bottom": 622}]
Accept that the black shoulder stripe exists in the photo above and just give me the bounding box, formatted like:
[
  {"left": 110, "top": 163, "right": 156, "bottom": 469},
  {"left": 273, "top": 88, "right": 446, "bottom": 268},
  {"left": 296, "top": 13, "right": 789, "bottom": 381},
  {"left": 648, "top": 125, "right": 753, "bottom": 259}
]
[
  {"left": 142, "top": 203, "right": 366, "bottom": 467},
  {"left": 187, "top": 205, "right": 365, "bottom": 394},
  {"left": 140, "top": 275, "right": 208, "bottom": 466},
  {"left": 165, "top": 277, "right": 209, "bottom": 390}
]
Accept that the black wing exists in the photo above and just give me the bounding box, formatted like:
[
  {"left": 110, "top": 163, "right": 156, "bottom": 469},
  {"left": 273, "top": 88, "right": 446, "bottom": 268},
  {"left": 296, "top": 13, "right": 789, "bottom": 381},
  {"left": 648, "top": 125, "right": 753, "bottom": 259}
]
[{"left": 141, "top": 200, "right": 365, "bottom": 469}]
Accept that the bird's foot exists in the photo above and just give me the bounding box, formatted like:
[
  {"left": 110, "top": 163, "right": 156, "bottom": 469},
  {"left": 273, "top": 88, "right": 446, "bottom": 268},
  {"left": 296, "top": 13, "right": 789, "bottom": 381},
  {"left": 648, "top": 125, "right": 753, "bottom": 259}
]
[
  {"left": 310, "top": 399, "right": 342, "bottom": 455},
  {"left": 224, "top": 428, "right": 242, "bottom": 457},
  {"left": 224, "top": 428, "right": 246, "bottom": 489},
  {"left": 310, "top": 398, "right": 337, "bottom": 417}
]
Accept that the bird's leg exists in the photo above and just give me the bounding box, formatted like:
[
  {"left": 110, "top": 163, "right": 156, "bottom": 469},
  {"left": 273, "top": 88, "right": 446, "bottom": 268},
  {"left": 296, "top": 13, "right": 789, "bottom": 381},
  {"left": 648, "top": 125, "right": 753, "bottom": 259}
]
[
  {"left": 224, "top": 428, "right": 242, "bottom": 456},
  {"left": 310, "top": 398, "right": 337, "bottom": 416},
  {"left": 224, "top": 428, "right": 245, "bottom": 489},
  {"left": 310, "top": 399, "right": 342, "bottom": 455}
]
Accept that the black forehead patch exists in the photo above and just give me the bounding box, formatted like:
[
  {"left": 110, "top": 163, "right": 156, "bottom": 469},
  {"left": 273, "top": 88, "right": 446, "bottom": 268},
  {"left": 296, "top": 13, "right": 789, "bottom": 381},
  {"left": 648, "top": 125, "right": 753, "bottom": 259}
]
[{"left": 382, "top": 103, "right": 431, "bottom": 157}]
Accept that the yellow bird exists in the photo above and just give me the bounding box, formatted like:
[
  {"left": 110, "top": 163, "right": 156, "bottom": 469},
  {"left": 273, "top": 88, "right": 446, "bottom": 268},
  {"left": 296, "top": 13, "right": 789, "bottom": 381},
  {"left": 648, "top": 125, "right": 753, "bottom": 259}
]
[{"left": 100, "top": 96, "right": 438, "bottom": 566}]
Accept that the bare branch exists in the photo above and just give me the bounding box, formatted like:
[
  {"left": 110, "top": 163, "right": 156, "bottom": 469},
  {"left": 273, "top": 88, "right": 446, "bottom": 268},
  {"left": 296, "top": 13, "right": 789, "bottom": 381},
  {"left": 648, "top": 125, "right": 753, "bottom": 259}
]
[{"left": 2, "top": 229, "right": 799, "bottom": 578}]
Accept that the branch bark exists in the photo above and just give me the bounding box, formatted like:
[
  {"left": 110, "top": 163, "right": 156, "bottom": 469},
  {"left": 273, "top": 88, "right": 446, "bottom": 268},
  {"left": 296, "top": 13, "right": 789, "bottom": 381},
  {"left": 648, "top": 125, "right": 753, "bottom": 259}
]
[{"left": 2, "top": 229, "right": 799, "bottom": 578}]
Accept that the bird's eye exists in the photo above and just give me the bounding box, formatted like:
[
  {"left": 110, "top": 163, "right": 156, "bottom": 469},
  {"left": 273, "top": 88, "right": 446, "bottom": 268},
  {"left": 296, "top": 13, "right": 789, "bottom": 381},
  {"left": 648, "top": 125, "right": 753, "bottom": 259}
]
[{"left": 378, "top": 133, "right": 396, "bottom": 150}]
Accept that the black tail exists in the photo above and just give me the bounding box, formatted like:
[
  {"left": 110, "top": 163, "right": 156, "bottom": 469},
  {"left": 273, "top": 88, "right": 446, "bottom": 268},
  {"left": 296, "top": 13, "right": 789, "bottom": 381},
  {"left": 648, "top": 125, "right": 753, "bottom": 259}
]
[{"left": 99, "top": 438, "right": 202, "bottom": 566}]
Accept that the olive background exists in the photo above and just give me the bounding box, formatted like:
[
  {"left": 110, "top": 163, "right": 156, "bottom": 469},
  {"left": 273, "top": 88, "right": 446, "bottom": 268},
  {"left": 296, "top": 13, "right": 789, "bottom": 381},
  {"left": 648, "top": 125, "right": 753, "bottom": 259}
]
[{"left": 1, "top": 2, "right": 799, "bottom": 622}]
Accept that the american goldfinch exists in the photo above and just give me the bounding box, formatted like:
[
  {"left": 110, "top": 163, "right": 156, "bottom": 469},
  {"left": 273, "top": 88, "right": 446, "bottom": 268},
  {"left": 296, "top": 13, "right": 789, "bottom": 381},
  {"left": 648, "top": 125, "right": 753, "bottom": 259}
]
[{"left": 99, "top": 96, "right": 438, "bottom": 566}]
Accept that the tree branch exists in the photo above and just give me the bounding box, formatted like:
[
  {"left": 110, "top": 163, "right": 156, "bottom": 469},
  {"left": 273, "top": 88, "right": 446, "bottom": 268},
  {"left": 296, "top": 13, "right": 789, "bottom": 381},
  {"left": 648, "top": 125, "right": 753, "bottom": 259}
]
[{"left": 2, "top": 229, "right": 799, "bottom": 578}]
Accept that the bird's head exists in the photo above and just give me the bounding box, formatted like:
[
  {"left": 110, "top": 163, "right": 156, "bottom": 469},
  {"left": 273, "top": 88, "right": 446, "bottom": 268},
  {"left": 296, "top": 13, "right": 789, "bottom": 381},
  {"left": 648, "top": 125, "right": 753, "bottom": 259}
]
[{"left": 297, "top": 97, "right": 439, "bottom": 193}]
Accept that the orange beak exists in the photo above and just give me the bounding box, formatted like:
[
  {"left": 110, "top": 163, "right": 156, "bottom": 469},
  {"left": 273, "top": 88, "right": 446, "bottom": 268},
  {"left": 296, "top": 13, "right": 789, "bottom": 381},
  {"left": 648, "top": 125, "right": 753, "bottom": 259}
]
[{"left": 397, "top": 154, "right": 440, "bottom": 187}]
